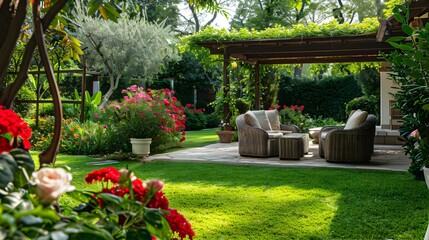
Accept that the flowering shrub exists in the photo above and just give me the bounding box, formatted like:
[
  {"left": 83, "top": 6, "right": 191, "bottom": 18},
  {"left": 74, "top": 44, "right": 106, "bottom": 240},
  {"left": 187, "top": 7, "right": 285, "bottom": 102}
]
[
  {"left": 0, "top": 148, "right": 195, "bottom": 239},
  {"left": 31, "top": 117, "right": 126, "bottom": 155},
  {"left": 85, "top": 167, "right": 195, "bottom": 239},
  {"left": 278, "top": 105, "right": 312, "bottom": 133},
  {"left": 0, "top": 104, "right": 193, "bottom": 239},
  {"left": 0, "top": 105, "right": 32, "bottom": 152},
  {"left": 184, "top": 103, "right": 206, "bottom": 130},
  {"left": 99, "top": 86, "right": 186, "bottom": 151}
]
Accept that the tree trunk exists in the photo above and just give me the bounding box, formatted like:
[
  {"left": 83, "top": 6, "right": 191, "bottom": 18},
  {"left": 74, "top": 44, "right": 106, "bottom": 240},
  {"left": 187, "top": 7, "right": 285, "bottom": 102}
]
[{"left": 0, "top": 0, "right": 27, "bottom": 88}]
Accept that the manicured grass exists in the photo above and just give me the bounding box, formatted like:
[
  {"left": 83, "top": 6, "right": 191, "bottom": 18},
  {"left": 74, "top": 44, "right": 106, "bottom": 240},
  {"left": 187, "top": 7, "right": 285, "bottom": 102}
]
[
  {"left": 32, "top": 153, "right": 429, "bottom": 240},
  {"left": 159, "top": 128, "right": 220, "bottom": 153}
]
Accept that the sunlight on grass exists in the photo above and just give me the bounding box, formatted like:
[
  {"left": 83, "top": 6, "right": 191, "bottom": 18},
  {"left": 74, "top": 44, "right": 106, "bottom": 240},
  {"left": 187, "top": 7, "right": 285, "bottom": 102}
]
[
  {"left": 29, "top": 153, "right": 428, "bottom": 239},
  {"left": 167, "top": 183, "right": 340, "bottom": 239}
]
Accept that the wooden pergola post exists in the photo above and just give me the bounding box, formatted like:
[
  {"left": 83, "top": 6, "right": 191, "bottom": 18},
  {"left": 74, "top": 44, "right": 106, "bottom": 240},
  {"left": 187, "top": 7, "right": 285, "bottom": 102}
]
[
  {"left": 255, "top": 61, "right": 260, "bottom": 110},
  {"left": 223, "top": 51, "right": 230, "bottom": 124}
]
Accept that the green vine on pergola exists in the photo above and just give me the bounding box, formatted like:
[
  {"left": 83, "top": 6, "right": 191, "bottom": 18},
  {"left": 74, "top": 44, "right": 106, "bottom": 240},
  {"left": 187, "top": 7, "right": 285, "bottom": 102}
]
[{"left": 183, "top": 18, "right": 380, "bottom": 43}]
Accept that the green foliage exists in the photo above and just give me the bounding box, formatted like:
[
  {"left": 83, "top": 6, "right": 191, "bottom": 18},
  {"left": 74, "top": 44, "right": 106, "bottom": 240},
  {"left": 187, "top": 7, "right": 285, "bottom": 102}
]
[
  {"left": 14, "top": 86, "right": 36, "bottom": 118},
  {"left": 184, "top": 18, "right": 379, "bottom": 43},
  {"left": 204, "top": 113, "right": 221, "bottom": 128},
  {"left": 278, "top": 74, "right": 363, "bottom": 121},
  {"left": 153, "top": 52, "right": 216, "bottom": 110},
  {"left": 71, "top": 2, "right": 180, "bottom": 106},
  {"left": 184, "top": 104, "right": 207, "bottom": 131},
  {"left": 31, "top": 117, "right": 126, "bottom": 155},
  {"left": 98, "top": 86, "right": 186, "bottom": 152},
  {"left": 383, "top": 2, "right": 429, "bottom": 179},
  {"left": 279, "top": 105, "right": 312, "bottom": 133},
  {"left": 311, "top": 116, "right": 344, "bottom": 127},
  {"left": 345, "top": 95, "right": 380, "bottom": 120},
  {"left": 356, "top": 67, "right": 380, "bottom": 96}
]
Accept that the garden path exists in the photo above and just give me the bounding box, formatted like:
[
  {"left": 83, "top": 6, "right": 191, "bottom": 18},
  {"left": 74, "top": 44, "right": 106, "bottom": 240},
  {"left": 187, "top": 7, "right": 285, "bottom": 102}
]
[{"left": 149, "top": 142, "right": 409, "bottom": 172}]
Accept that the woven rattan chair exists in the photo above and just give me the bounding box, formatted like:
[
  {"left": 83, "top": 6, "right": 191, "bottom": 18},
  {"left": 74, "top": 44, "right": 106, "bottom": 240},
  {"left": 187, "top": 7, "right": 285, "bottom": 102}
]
[
  {"left": 319, "top": 114, "right": 377, "bottom": 163},
  {"left": 236, "top": 113, "right": 299, "bottom": 157}
]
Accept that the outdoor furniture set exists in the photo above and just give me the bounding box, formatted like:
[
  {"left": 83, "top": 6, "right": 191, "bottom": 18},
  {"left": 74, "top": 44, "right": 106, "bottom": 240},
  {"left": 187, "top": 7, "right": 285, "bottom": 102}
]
[{"left": 236, "top": 109, "right": 376, "bottom": 163}]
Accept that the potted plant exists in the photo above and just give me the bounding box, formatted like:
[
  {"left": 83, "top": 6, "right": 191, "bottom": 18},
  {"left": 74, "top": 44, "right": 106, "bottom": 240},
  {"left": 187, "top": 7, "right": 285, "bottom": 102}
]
[{"left": 101, "top": 86, "right": 186, "bottom": 156}]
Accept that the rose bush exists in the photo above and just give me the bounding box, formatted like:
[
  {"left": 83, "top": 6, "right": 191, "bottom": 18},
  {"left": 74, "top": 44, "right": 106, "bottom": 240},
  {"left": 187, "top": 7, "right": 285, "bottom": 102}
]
[
  {"left": 33, "top": 167, "right": 75, "bottom": 203},
  {"left": 0, "top": 105, "right": 32, "bottom": 152},
  {"left": 1, "top": 108, "right": 195, "bottom": 239}
]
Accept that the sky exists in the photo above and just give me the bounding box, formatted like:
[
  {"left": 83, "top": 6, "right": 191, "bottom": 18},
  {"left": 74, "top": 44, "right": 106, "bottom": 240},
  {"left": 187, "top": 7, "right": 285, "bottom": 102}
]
[{"left": 178, "top": 2, "right": 236, "bottom": 30}]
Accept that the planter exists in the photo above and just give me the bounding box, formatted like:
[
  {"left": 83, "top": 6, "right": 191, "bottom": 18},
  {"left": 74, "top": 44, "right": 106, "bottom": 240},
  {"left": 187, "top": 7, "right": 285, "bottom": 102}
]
[
  {"left": 216, "top": 130, "right": 235, "bottom": 143},
  {"left": 424, "top": 166, "right": 429, "bottom": 189},
  {"left": 130, "top": 138, "right": 152, "bottom": 157}
]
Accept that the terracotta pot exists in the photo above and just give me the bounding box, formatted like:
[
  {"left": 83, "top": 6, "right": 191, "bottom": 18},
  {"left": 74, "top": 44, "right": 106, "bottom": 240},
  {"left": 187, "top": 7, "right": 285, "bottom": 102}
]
[
  {"left": 216, "top": 130, "right": 235, "bottom": 143},
  {"left": 130, "top": 138, "right": 152, "bottom": 157}
]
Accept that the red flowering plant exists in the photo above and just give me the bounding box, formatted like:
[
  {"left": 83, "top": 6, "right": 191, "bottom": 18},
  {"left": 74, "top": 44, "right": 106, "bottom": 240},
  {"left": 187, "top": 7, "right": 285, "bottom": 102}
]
[
  {"left": 84, "top": 167, "right": 195, "bottom": 239},
  {"left": 0, "top": 105, "right": 32, "bottom": 153},
  {"left": 278, "top": 104, "right": 312, "bottom": 133},
  {"left": 183, "top": 103, "right": 206, "bottom": 130},
  {"left": 99, "top": 85, "right": 186, "bottom": 151}
]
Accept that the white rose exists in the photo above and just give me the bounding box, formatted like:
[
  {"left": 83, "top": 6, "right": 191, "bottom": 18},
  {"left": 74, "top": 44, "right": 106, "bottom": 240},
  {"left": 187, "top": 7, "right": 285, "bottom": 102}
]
[{"left": 33, "top": 168, "right": 75, "bottom": 203}]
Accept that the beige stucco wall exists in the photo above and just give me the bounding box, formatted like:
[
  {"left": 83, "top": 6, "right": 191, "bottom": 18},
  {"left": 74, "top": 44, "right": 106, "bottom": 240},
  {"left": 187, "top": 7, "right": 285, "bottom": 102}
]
[{"left": 380, "top": 69, "right": 399, "bottom": 129}]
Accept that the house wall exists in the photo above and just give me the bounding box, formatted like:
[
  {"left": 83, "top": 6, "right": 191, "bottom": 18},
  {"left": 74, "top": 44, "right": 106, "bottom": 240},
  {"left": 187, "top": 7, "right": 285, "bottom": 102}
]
[{"left": 380, "top": 63, "right": 399, "bottom": 129}]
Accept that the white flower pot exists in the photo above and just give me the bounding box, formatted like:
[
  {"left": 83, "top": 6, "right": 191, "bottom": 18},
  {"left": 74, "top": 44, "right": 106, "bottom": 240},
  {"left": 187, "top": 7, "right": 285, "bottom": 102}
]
[
  {"left": 130, "top": 138, "right": 152, "bottom": 157},
  {"left": 424, "top": 167, "right": 429, "bottom": 190}
]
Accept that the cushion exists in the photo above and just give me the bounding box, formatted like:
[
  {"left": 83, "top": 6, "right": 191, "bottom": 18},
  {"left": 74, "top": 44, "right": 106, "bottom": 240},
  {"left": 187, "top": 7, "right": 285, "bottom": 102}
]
[
  {"left": 244, "top": 111, "right": 262, "bottom": 128},
  {"left": 267, "top": 132, "right": 283, "bottom": 139},
  {"left": 344, "top": 110, "right": 368, "bottom": 130},
  {"left": 252, "top": 110, "right": 272, "bottom": 130},
  {"left": 267, "top": 130, "right": 292, "bottom": 135},
  {"left": 265, "top": 110, "right": 281, "bottom": 130}
]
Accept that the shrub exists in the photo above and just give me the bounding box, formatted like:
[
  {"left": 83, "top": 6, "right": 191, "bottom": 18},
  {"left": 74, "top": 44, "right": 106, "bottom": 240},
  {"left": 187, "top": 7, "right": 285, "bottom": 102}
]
[
  {"left": 345, "top": 95, "right": 380, "bottom": 120},
  {"left": 278, "top": 74, "right": 362, "bottom": 121},
  {"left": 383, "top": 3, "right": 429, "bottom": 179},
  {"left": 31, "top": 117, "right": 124, "bottom": 155},
  {"left": 99, "top": 86, "right": 186, "bottom": 152},
  {"left": 311, "top": 116, "right": 344, "bottom": 127},
  {"left": 279, "top": 105, "right": 312, "bottom": 133},
  {"left": 184, "top": 104, "right": 206, "bottom": 130},
  {"left": 205, "top": 113, "right": 221, "bottom": 128}
]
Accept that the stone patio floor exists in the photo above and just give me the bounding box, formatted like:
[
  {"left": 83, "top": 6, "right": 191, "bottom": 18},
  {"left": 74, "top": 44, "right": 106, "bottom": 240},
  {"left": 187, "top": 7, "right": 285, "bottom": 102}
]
[{"left": 148, "top": 142, "right": 410, "bottom": 172}]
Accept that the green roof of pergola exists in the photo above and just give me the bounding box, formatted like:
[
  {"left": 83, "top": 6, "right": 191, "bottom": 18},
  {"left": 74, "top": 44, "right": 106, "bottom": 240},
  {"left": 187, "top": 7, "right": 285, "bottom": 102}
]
[{"left": 195, "top": 0, "right": 429, "bottom": 64}]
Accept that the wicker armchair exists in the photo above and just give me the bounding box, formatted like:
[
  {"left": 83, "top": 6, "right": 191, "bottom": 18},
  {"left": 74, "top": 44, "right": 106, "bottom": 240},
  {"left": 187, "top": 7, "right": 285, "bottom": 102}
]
[
  {"left": 319, "top": 114, "right": 377, "bottom": 163},
  {"left": 236, "top": 112, "right": 300, "bottom": 157}
]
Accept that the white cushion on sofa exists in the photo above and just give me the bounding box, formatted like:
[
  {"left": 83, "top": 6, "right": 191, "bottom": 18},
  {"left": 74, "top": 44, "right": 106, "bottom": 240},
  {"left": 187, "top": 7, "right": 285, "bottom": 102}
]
[
  {"left": 344, "top": 109, "right": 368, "bottom": 129},
  {"left": 265, "top": 110, "right": 281, "bottom": 130},
  {"left": 244, "top": 111, "right": 262, "bottom": 128},
  {"left": 252, "top": 110, "right": 272, "bottom": 130}
]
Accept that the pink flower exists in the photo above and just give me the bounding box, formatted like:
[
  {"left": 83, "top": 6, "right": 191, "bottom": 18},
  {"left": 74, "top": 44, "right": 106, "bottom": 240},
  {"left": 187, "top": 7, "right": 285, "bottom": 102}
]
[
  {"left": 33, "top": 168, "right": 75, "bottom": 203},
  {"left": 410, "top": 129, "right": 420, "bottom": 138},
  {"left": 94, "top": 113, "right": 99, "bottom": 119},
  {"left": 144, "top": 180, "right": 164, "bottom": 193},
  {"left": 103, "top": 125, "right": 107, "bottom": 129},
  {"left": 299, "top": 105, "right": 304, "bottom": 111}
]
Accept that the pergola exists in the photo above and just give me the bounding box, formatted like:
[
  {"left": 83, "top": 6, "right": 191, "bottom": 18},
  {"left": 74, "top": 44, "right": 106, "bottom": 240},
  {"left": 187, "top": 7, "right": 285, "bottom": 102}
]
[{"left": 195, "top": 0, "right": 429, "bottom": 124}]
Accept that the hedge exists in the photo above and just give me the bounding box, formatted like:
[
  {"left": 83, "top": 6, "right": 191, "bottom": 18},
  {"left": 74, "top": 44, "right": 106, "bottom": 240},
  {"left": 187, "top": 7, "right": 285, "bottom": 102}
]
[{"left": 278, "top": 74, "right": 363, "bottom": 121}]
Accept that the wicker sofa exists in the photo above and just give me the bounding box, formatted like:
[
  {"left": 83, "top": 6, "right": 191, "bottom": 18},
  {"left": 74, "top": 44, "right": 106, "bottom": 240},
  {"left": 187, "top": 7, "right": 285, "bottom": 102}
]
[
  {"left": 319, "top": 110, "right": 377, "bottom": 163},
  {"left": 236, "top": 110, "right": 300, "bottom": 157}
]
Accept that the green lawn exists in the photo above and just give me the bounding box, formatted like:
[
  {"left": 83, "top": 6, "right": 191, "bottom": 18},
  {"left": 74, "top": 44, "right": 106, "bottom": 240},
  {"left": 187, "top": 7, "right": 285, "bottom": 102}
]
[
  {"left": 158, "top": 128, "right": 220, "bottom": 153},
  {"left": 33, "top": 152, "right": 428, "bottom": 240}
]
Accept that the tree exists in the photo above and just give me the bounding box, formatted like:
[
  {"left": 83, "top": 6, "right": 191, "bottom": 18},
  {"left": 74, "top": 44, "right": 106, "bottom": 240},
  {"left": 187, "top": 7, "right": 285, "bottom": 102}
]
[
  {"left": 230, "top": 0, "right": 310, "bottom": 30},
  {"left": 71, "top": 1, "right": 180, "bottom": 107},
  {"left": 178, "top": 0, "right": 230, "bottom": 34}
]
